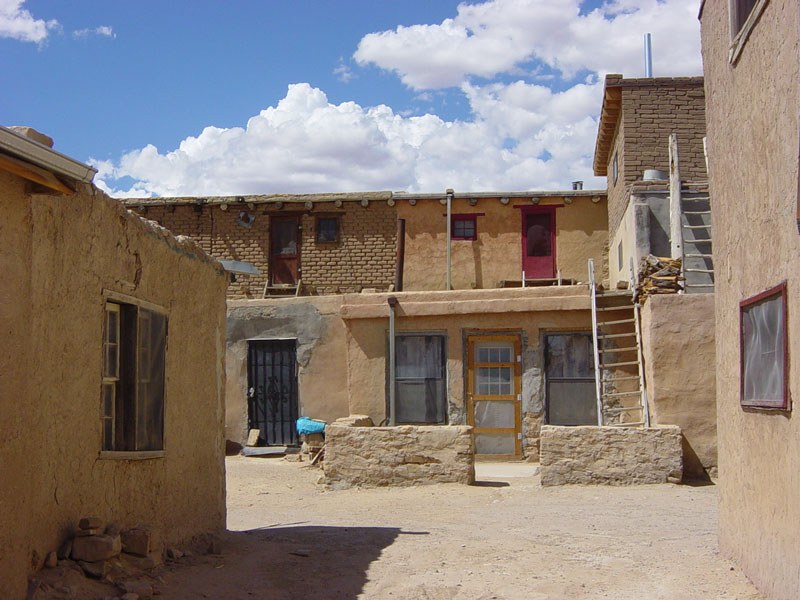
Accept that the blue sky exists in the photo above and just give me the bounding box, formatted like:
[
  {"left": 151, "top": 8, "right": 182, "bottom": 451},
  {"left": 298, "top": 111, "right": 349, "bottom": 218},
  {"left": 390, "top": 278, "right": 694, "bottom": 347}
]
[{"left": 2, "top": 0, "right": 703, "bottom": 196}]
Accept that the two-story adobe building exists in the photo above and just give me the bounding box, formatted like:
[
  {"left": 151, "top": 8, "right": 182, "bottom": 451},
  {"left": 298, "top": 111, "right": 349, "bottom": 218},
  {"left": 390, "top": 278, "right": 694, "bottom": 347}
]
[{"left": 700, "top": 0, "right": 799, "bottom": 597}]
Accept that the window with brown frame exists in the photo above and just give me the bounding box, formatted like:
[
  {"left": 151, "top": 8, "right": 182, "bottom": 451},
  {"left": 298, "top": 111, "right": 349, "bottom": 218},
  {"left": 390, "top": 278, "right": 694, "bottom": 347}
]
[
  {"left": 315, "top": 216, "right": 339, "bottom": 243},
  {"left": 740, "top": 282, "right": 789, "bottom": 410},
  {"left": 102, "top": 300, "right": 167, "bottom": 452}
]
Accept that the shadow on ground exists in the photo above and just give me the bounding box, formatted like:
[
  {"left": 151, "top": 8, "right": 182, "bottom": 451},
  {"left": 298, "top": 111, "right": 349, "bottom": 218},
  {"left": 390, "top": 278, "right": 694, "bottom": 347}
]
[{"left": 159, "top": 525, "right": 423, "bottom": 600}]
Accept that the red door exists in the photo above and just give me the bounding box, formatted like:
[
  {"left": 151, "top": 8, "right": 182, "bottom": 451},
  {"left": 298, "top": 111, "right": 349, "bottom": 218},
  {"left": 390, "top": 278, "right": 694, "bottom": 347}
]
[
  {"left": 270, "top": 217, "right": 299, "bottom": 285},
  {"left": 521, "top": 207, "right": 556, "bottom": 279}
]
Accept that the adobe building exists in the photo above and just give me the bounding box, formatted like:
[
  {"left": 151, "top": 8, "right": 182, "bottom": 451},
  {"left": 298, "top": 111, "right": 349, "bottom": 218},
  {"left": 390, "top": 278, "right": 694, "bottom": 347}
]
[
  {"left": 127, "top": 190, "right": 610, "bottom": 460},
  {"left": 700, "top": 0, "right": 799, "bottom": 597},
  {"left": 0, "top": 126, "right": 228, "bottom": 597},
  {"left": 593, "top": 74, "right": 717, "bottom": 478}
]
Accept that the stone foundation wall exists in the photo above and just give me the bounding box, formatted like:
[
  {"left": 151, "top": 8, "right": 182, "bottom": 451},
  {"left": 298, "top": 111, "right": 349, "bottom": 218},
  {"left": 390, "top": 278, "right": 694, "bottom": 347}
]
[
  {"left": 539, "top": 425, "right": 682, "bottom": 486},
  {"left": 323, "top": 425, "right": 474, "bottom": 489}
]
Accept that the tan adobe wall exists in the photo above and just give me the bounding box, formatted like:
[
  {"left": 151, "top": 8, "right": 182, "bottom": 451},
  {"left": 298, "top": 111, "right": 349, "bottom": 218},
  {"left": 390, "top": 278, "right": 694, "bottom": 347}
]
[
  {"left": 397, "top": 195, "right": 608, "bottom": 290},
  {"left": 701, "top": 1, "right": 800, "bottom": 598},
  {"left": 341, "top": 286, "right": 594, "bottom": 459},
  {"left": 640, "top": 293, "right": 717, "bottom": 479},
  {"left": 0, "top": 177, "right": 228, "bottom": 598},
  {"left": 607, "top": 79, "right": 706, "bottom": 237},
  {"left": 322, "top": 425, "right": 475, "bottom": 488},
  {"left": 225, "top": 297, "right": 350, "bottom": 445},
  {"left": 141, "top": 201, "right": 396, "bottom": 299},
  {"left": 539, "top": 425, "right": 682, "bottom": 485}
]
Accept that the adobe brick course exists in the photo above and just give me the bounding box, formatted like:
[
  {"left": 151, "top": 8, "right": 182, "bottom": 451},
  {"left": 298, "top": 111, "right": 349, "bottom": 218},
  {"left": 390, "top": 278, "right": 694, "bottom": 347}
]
[
  {"left": 133, "top": 197, "right": 397, "bottom": 299},
  {"left": 594, "top": 75, "right": 707, "bottom": 238}
]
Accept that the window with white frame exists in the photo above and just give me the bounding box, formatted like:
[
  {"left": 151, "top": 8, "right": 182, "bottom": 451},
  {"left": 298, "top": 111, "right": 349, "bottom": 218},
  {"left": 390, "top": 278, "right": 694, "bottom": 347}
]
[
  {"left": 740, "top": 282, "right": 788, "bottom": 410},
  {"left": 102, "top": 299, "right": 167, "bottom": 452}
]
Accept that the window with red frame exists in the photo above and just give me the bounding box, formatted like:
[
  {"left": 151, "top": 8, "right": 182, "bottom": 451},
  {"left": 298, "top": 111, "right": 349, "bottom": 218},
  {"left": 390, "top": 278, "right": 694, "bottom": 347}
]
[
  {"left": 451, "top": 214, "right": 477, "bottom": 240},
  {"left": 740, "top": 282, "right": 789, "bottom": 410}
]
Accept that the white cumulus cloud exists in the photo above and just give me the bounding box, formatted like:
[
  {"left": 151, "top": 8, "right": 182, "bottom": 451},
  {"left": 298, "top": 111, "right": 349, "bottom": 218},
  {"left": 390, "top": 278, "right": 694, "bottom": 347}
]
[
  {"left": 0, "top": 0, "right": 58, "bottom": 43},
  {"left": 94, "top": 82, "right": 607, "bottom": 198},
  {"left": 73, "top": 25, "right": 115, "bottom": 39},
  {"left": 354, "top": 0, "right": 702, "bottom": 89}
]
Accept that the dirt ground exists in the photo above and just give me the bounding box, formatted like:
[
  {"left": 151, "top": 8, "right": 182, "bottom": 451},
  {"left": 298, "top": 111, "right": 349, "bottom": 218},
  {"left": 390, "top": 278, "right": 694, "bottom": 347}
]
[
  {"left": 153, "top": 456, "right": 763, "bottom": 600},
  {"left": 31, "top": 456, "right": 765, "bottom": 599}
]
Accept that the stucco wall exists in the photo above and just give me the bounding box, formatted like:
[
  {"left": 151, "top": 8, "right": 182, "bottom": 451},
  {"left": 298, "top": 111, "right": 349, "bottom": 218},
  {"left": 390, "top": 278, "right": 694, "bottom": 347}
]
[
  {"left": 225, "top": 296, "right": 350, "bottom": 445},
  {"left": 397, "top": 196, "right": 608, "bottom": 290},
  {"left": 0, "top": 177, "right": 228, "bottom": 598},
  {"left": 341, "top": 287, "right": 595, "bottom": 458},
  {"left": 640, "top": 293, "right": 717, "bottom": 478},
  {"left": 701, "top": 1, "right": 800, "bottom": 598}
]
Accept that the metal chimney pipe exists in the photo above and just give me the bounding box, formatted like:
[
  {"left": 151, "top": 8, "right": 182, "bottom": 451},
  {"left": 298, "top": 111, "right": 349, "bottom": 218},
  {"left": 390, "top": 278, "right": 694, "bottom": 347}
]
[{"left": 644, "top": 33, "right": 653, "bottom": 77}]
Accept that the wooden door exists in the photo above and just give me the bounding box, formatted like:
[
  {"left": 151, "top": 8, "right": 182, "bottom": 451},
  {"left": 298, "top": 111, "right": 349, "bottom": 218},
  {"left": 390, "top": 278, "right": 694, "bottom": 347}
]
[
  {"left": 467, "top": 335, "right": 522, "bottom": 457},
  {"left": 521, "top": 207, "right": 556, "bottom": 279},
  {"left": 270, "top": 217, "right": 299, "bottom": 285}
]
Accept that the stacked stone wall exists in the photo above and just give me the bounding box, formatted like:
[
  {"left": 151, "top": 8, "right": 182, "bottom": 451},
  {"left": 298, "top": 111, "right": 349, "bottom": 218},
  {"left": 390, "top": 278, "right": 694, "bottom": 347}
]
[
  {"left": 539, "top": 425, "right": 682, "bottom": 486},
  {"left": 323, "top": 425, "right": 475, "bottom": 489}
]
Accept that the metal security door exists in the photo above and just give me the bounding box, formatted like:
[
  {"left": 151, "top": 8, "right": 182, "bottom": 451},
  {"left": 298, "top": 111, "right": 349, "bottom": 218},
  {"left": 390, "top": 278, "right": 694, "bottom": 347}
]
[{"left": 247, "top": 340, "right": 298, "bottom": 446}]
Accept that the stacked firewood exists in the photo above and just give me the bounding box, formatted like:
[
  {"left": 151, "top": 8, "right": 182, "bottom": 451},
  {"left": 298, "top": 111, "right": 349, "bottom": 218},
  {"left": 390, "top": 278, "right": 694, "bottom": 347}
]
[{"left": 636, "top": 255, "right": 683, "bottom": 301}]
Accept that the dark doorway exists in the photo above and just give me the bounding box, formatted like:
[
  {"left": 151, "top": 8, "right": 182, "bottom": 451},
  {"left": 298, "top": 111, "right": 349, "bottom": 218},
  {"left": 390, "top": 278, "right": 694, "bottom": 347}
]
[
  {"left": 521, "top": 207, "right": 556, "bottom": 279},
  {"left": 270, "top": 216, "right": 300, "bottom": 285},
  {"left": 544, "top": 333, "right": 597, "bottom": 425},
  {"left": 247, "top": 340, "right": 299, "bottom": 446}
]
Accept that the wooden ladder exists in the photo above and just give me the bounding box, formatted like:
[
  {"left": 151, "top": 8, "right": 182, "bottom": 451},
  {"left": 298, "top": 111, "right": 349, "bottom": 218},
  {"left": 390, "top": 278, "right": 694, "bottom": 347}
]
[{"left": 588, "top": 258, "right": 650, "bottom": 427}]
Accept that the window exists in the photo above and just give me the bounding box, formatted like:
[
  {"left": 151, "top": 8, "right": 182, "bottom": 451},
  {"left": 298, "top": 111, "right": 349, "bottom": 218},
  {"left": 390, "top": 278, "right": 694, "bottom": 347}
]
[
  {"left": 545, "top": 333, "right": 597, "bottom": 425},
  {"left": 740, "top": 282, "right": 788, "bottom": 410},
  {"left": 612, "top": 151, "right": 619, "bottom": 186},
  {"left": 315, "top": 216, "right": 339, "bottom": 243},
  {"left": 451, "top": 215, "right": 477, "bottom": 241},
  {"left": 729, "top": 0, "right": 768, "bottom": 64},
  {"left": 393, "top": 334, "right": 447, "bottom": 424},
  {"left": 102, "top": 298, "right": 167, "bottom": 453},
  {"left": 617, "top": 241, "right": 623, "bottom": 272}
]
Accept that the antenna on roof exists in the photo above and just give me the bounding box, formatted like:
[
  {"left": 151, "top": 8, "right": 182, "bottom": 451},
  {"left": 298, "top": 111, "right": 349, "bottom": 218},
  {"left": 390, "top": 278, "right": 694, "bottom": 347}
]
[{"left": 644, "top": 33, "right": 653, "bottom": 77}]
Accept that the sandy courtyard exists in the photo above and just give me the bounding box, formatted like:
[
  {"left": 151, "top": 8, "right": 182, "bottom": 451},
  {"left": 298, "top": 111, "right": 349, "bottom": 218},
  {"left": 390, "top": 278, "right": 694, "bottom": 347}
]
[{"left": 150, "top": 456, "right": 764, "bottom": 600}]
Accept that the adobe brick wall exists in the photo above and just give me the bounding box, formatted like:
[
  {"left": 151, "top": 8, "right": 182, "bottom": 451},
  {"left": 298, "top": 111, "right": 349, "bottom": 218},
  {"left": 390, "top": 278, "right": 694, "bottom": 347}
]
[
  {"left": 140, "top": 201, "right": 397, "bottom": 299},
  {"left": 606, "top": 78, "right": 707, "bottom": 237}
]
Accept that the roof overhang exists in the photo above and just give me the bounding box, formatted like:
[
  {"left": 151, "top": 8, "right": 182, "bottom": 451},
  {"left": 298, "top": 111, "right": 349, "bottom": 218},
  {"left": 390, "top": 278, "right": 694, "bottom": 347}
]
[
  {"left": 0, "top": 125, "right": 96, "bottom": 193},
  {"left": 593, "top": 75, "right": 623, "bottom": 177}
]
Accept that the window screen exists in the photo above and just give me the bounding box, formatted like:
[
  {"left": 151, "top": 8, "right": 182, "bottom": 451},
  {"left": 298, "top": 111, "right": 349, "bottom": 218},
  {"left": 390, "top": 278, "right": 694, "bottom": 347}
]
[
  {"left": 741, "top": 283, "right": 788, "bottom": 409},
  {"left": 394, "top": 334, "right": 447, "bottom": 424},
  {"left": 316, "top": 217, "right": 338, "bottom": 243},
  {"left": 452, "top": 216, "right": 476, "bottom": 240}
]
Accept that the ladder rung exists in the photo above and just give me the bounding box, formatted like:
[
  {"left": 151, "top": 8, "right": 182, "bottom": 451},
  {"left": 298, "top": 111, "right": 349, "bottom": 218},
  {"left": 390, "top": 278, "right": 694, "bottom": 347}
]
[
  {"left": 685, "top": 283, "right": 715, "bottom": 287},
  {"left": 601, "top": 375, "right": 640, "bottom": 382},
  {"left": 686, "top": 238, "right": 712, "bottom": 243},
  {"left": 597, "top": 318, "right": 635, "bottom": 326},
  {"left": 598, "top": 346, "right": 638, "bottom": 353},
  {"left": 600, "top": 360, "right": 640, "bottom": 368},
  {"left": 683, "top": 224, "right": 711, "bottom": 229},
  {"left": 604, "top": 406, "right": 643, "bottom": 414},
  {"left": 596, "top": 305, "right": 631, "bottom": 311},
  {"left": 603, "top": 390, "right": 643, "bottom": 398},
  {"left": 682, "top": 210, "right": 711, "bottom": 215},
  {"left": 684, "top": 253, "right": 713, "bottom": 258},
  {"left": 684, "top": 268, "right": 715, "bottom": 273},
  {"left": 606, "top": 421, "right": 645, "bottom": 427},
  {"left": 597, "top": 332, "right": 636, "bottom": 339}
]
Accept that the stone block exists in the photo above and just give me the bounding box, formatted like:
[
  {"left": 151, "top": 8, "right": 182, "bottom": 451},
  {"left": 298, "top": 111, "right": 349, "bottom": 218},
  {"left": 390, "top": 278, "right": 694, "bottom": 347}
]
[
  {"left": 120, "top": 579, "right": 154, "bottom": 600},
  {"left": 79, "top": 517, "right": 104, "bottom": 531},
  {"left": 72, "top": 534, "right": 122, "bottom": 562},
  {"left": 77, "top": 559, "right": 108, "bottom": 579},
  {"left": 539, "top": 425, "right": 682, "bottom": 486},
  {"left": 121, "top": 528, "right": 150, "bottom": 557}
]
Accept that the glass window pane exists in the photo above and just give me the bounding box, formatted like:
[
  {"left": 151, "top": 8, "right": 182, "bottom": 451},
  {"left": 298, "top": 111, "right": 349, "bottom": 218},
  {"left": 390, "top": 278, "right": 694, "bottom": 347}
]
[
  {"left": 103, "top": 384, "right": 114, "bottom": 417},
  {"left": 104, "top": 344, "right": 118, "bottom": 378},
  {"left": 103, "top": 418, "right": 113, "bottom": 451},
  {"left": 137, "top": 310, "right": 166, "bottom": 451},
  {"left": 545, "top": 334, "right": 594, "bottom": 378},
  {"left": 547, "top": 381, "right": 597, "bottom": 426},
  {"left": 396, "top": 379, "right": 446, "bottom": 424},
  {"left": 106, "top": 309, "right": 118, "bottom": 344},
  {"left": 474, "top": 433, "right": 515, "bottom": 455},
  {"left": 474, "top": 401, "right": 515, "bottom": 428},
  {"left": 317, "top": 218, "right": 338, "bottom": 242},
  {"left": 526, "top": 213, "right": 552, "bottom": 257},
  {"left": 742, "top": 292, "right": 785, "bottom": 405},
  {"left": 396, "top": 335, "right": 443, "bottom": 379}
]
